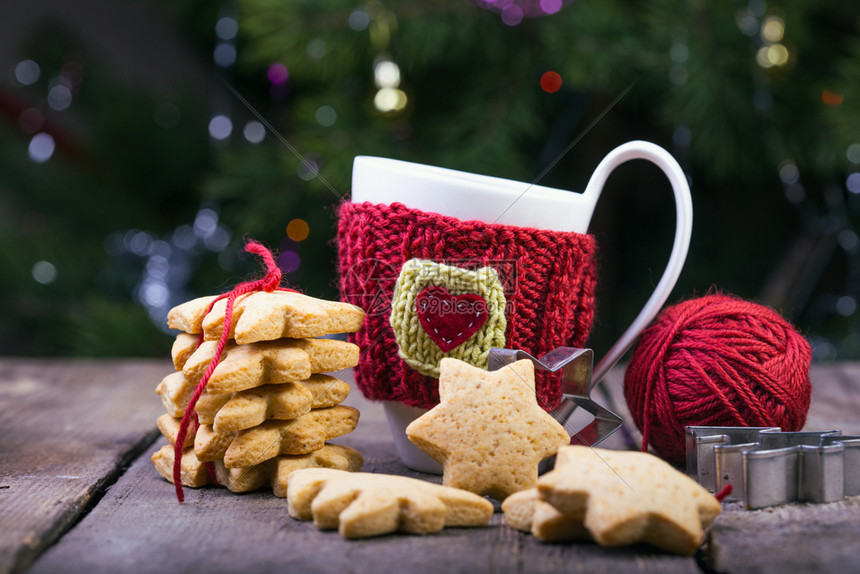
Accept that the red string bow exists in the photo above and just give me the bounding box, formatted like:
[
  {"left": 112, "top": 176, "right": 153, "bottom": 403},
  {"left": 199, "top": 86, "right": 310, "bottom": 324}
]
[{"left": 172, "top": 239, "right": 291, "bottom": 502}]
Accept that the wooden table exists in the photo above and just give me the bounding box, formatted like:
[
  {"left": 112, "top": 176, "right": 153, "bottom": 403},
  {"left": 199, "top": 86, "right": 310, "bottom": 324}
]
[{"left": 1, "top": 359, "right": 858, "bottom": 574}]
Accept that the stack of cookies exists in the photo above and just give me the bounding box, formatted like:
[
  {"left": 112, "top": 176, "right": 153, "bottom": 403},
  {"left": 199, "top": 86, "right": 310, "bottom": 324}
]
[{"left": 151, "top": 290, "right": 366, "bottom": 497}]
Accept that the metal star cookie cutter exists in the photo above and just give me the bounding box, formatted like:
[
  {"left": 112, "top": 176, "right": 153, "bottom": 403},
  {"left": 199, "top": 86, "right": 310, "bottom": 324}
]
[
  {"left": 487, "top": 347, "right": 622, "bottom": 447},
  {"left": 685, "top": 426, "right": 860, "bottom": 509}
]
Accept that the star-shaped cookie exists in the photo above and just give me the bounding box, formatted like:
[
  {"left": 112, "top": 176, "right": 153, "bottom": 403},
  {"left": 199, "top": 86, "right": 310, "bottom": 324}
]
[
  {"left": 405, "top": 358, "right": 570, "bottom": 500},
  {"left": 222, "top": 405, "right": 360, "bottom": 467},
  {"left": 156, "top": 405, "right": 359, "bottom": 466},
  {"left": 151, "top": 443, "right": 363, "bottom": 496},
  {"left": 167, "top": 290, "right": 365, "bottom": 344},
  {"left": 195, "top": 375, "right": 351, "bottom": 433},
  {"left": 173, "top": 335, "right": 359, "bottom": 394},
  {"left": 503, "top": 445, "right": 722, "bottom": 555}
]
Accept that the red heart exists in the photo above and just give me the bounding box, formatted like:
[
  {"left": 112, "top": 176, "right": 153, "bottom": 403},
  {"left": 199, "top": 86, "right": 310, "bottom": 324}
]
[{"left": 415, "top": 286, "right": 489, "bottom": 352}]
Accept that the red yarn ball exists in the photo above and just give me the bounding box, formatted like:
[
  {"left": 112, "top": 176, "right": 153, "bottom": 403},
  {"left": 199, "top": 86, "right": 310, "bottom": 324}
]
[{"left": 623, "top": 293, "right": 812, "bottom": 465}]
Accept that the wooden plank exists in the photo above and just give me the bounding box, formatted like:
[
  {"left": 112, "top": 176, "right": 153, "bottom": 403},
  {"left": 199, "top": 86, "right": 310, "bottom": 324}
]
[
  {"left": 27, "top": 444, "right": 700, "bottom": 574},
  {"left": 0, "top": 359, "right": 170, "bottom": 574},
  {"left": 804, "top": 362, "right": 860, "bottom": 432},
  {"left": 26, "top": 368, "right": 699, "bottom": 574},
  {"left": 705, "top": 362, "right": 860, "bottom": 574},
  {"left": 705, "top": 498, "right": 860, "bottom": 574},
  {"left": 16, "top": 361, "right": 859, "bottom": 573}
]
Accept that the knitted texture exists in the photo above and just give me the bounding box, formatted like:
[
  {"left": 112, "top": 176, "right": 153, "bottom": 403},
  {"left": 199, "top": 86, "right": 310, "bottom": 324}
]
[
  {"left": 390, "top": 259, "right": 507, "bottom": 377},
  {"left": 336, "top": 201, "right": 599, "bottom": 411},
  {"left": 623, "top": 293, "right": 812, "bottom": 465}
]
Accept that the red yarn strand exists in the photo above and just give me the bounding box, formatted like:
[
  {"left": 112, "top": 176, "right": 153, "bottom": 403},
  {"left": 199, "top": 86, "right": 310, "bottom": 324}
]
[
  {"left": 172, "top": 240, "right": 292, "bottom": 502},
  {"left": 189, "top": 413, "right": 219, "bottom": 486},
  {"left": 714, "top": 483, "right": 733, "bottom": 502}
]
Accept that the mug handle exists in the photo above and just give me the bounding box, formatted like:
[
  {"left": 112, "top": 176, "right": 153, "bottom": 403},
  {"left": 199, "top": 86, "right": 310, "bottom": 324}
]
[{"left": 580, "top": 141, "right": 693, "bottom": 387}]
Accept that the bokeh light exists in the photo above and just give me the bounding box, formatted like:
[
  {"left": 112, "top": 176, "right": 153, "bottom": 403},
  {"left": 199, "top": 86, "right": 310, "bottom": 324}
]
[
  {"left": 47, "top": 84, "right": 72, "bottom": 111},
  {"left": 306, "top": 38, "right": 327, "bottom": 60},
  {"left": 670, "top": 42, "right": 689, "bottom": 63},
  {"left": 172, "top": 225, "right": 196, "bottom": 251},
  {"left": 208, "top": 115, "right": 233, "bottom": 140},
  {"left": 349, "top": 9, "right": 370, "bottom": 31},
  {"left": 846, "top": 173, "right": 860, "bottom": 194},
  {"left": 139, "top": 281, "right": 169, "bottom": 307},
  {"left": 28, "top": 133, "right": 55, "bottom": 163},
  {"left": 267, "top": 62, "right": 289, "bottom": 85},
  {"left": 839, "top": 229, "right": 859, "bottom": 251},
  {"left": 540, "top": 71, "right": 562, "bottom": 93},
  {"left": 501, "top": 5, "right": 524, "bottom": 26},
  {"left": 736, "top": 11, "right": 758, "bottom": 36},
  {"left": 279, "top": 250, "right": 301, "bottom": 273},
  {"left": 761, "top": 16, "right": 785, "bottom": 43},
  {"left": 374, "top": 88, "right": 408, "bottom": 113},
  {"left": 126, "top": 230, "right": 154, "bottom": 255},
  {"left": 756, "top": 43, "right": 789, "bottom": 68},
  {"left": 32, "top": 261, "right": 57, "bottom": 285},
  {"left": 14, "top": 59, "right": 40, "bottom": 85},
  {"left": 768, "top": 44, "right": 789, "bottom": 66},
  {"left": 297, "top": 157, "right": 320, "bottom": 181},
  {"left": 779, "top": 162, "right": 799, "bottom": 184},
  {"left": 539, "top": 0, "right": 563, "bottom": 14},
  {"left": 204, "top": 226, "right": 231, "bottom": 251},
  {"left": 287, "top": 218, "right": 310, "bottom": 242},
  {"left": 673, "top": 126, "right": 692, "bottom": 147},
  {"left": 374, "top": 60, "right": 401, "bottom": 88},
  {"left": 821, "top": 90, "right": 843, "bottom": 106},
  {"left": 213, "top": 43, "right": 237, "bottom": 67},
  {"left": 215, "top": 17, "right": 238, "bottom": 40},
  {"left": 478, "top": 0, "right": 570, "bottom": 20},
  {"left": 243, "top": 120, "right": 266, "bottom": 143},
  {"left": 315, "top": 105, "right": 337, "bottom": 127},
  {"left": 836, "top": 296, "right": 857, "bottom": 317},
  {"left": 194, "top": 208, "right": 218, "bottom": 237}
]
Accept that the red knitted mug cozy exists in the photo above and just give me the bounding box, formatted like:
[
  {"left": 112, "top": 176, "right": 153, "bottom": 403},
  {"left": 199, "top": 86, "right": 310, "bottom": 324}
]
[{"left": 336, "top": 201, "right": 599, "bottom": 411}]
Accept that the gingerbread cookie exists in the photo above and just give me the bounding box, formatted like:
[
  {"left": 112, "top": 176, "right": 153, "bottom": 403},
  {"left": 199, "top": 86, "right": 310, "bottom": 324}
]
[
  {"left": 504, "top": 445, "right": 722, "bottom": 555},
  {"left": 287, "top": 468, "right": 494, "bottom": 538},
  {"left": 152, "top": 443, "right": 363, "bottom": 496},
  {"left": 156, "top": 371, "right": 195, "bottom": 418},
  {"left": 223, "top": 405, "right": 360, "bottom": 467},
  {"left": 168, "top": 290, "right": 365, "bottom": 343},
  {"left": 154, "top": 242, "right": 367, "bottom": 503},
  {"left": 158, "top": 404, "right": 359, "bottom": 466},
  {"left": 502, "top": 488, "right": 590, "bottom": 542},
  {"left": 176, "top": 336, "right": 359, "bottom": 395},
  {"left": 197, "top": 375, "right": 351, "bottom": 433},
  {"left": 406, "top": 358, "right": 570, "bottom": 500},
  {"left": 156, "top": 414, "right": 237, "bottom": 462},
  {"left": 171, "top": 332, "right": 199, "bottom": 371}
]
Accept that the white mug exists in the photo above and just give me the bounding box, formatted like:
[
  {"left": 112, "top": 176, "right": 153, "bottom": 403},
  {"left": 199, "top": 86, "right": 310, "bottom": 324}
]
[{"left": 349, "top": 140, "right": 693, "bottom": 473}]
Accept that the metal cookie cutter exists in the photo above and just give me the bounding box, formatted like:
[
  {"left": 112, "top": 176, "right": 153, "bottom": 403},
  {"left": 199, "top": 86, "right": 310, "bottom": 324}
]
[
  {"left": 487, "top": 347, "right": 622, "bottom": 446},
  {"left": 686, "top": 426, "right": 860, "bottom": 509}
]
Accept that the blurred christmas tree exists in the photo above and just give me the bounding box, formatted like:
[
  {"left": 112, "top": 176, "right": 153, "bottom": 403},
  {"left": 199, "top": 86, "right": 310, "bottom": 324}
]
[{"left": 1, "top": 0, "right": 858, "bottom": 359}]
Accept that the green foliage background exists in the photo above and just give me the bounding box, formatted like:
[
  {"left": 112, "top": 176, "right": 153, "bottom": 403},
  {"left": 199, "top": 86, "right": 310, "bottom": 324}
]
[{"left": 1, "top": 0, "right": 858, "bottom": 359}]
